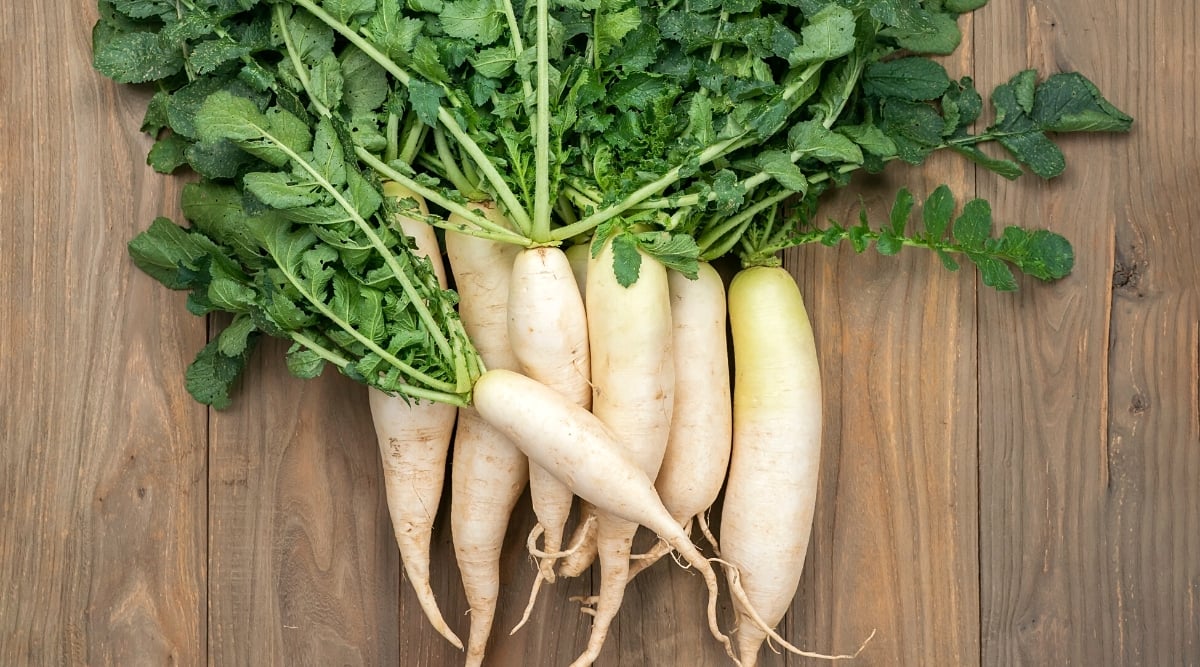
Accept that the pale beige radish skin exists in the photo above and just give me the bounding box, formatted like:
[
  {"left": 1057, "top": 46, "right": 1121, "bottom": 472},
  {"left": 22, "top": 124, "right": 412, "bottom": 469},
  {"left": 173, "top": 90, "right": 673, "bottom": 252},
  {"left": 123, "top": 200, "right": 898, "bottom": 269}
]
[
  {"left": 721, "top": 265, "right": 822, "bottom": 667},
  {"left": 369, "top": 388, "right": 461, "bottom": 649},
  {"left": 449, "top": 406, "right": 528, "bottom": 667},
  {"left": 558, "top": 242, "right": 596, "bottom": 579},
  {"left": 629, "top": 261, "right": 732, "bottom": 579},
  {"left": 507, "top": 246, "right": 591, "bottom": 585},
  {"left": 369, "top": 182, "right": 461, "bottom": 649},
  {"left": 445, "top": 213, "right": 528, "bottom": 667},
  {"left": 471, "top": 368, "right": 734, "bottom": 663},
  {"left": 574, "top": 238, "right": 675, "bottom": 667}
]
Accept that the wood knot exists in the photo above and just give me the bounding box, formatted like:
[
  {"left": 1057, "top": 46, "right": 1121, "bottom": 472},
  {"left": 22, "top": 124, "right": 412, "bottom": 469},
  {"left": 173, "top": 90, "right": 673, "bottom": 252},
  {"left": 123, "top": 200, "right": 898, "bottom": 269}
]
[{"left": 1130, "top": 394, "right": 1149, "bottom": 414}]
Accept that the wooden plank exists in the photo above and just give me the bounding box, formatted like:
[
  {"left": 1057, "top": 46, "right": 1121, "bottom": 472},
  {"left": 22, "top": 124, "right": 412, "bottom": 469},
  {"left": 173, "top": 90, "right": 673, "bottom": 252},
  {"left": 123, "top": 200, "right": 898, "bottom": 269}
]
[
  {"left": 207, "top": 337, "right": 400, "bottom": 665},
  {"left": 785, "top": 26, "right": 981, "bottom": 664},
  {"left": 0, "top": 3, "right": 208, "bottom": 664},
  {"left": 976, "top": 0, "right": 1200, "bottom": 664}
]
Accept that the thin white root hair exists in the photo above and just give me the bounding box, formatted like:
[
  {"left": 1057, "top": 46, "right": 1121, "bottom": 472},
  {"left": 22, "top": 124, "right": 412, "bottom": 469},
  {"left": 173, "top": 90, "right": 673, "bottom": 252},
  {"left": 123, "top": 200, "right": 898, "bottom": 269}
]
[
  {"left": 527, "top": 515, "right": 596, "bottom": 559},
  {"left": 697, "top": 511, "right": 721, "bottom": 556},
  {"left": 509, "top": 573, "right": 544, "bottom": 635},
  {"left": 719, "top": 561, "right": 876, "bottom": 660}
]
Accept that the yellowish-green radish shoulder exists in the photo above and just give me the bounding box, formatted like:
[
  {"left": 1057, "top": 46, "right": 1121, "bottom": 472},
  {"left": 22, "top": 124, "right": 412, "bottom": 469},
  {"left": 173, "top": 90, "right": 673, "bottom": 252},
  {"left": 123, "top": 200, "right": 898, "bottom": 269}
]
[{"left": 721, "top": 265, "right": 822, "bottom": 667}]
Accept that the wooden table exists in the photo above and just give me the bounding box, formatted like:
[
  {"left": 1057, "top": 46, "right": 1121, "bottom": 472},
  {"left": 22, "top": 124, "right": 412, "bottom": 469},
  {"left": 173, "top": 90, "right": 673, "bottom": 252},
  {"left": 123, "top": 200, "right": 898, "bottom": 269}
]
[{"left": 3, "top": 1, "right": 1197, "bottom": 665}]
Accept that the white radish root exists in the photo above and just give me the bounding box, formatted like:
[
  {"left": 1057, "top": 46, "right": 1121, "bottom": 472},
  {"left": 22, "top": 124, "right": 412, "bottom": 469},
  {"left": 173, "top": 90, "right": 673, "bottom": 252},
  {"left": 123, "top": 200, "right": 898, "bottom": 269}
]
[
  {"left": 368, "top": 182, "right": 461, "bottom": 650},
  {"left": 445, "top": 213, "right": 528, "bottom": 666},
  {"left": 471, "top": 368, "right": 736, "bottom": 664},
  {"left": 571, "top": 238, "right": 675, "bottom": 667},
  {"left": 507, "top": 247, "right": 591, "bottom": 590}
]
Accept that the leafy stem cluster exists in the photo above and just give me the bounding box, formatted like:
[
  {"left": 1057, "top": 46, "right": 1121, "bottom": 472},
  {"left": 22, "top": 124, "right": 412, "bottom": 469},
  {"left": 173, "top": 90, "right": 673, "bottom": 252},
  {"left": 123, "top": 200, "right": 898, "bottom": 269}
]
[{"left": 92, "top": 0, "right": 1132, "bottom": 405}]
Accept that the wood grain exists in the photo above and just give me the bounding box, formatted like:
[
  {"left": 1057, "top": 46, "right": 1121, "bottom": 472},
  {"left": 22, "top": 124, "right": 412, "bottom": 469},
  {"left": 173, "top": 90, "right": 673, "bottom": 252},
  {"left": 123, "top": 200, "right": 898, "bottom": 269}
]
[
  {"left": 976, "top": 1, "right": 1200, "bottom": 665},
  {"left": 2, "top": 1, "right": 1198, "bottom": 665},
  {"left": 0, "top": 3, "right": 207, "bottom": 665},
  {"left": 207, "top": 336, "right": 400, "bottom": 665}
]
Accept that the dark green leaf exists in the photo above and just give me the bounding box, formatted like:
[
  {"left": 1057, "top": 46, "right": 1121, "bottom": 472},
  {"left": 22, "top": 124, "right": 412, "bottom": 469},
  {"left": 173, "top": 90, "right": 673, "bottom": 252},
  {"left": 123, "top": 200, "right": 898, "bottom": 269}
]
[
  {"left": 880, "top": 10, "right": 961, "bottom": 55},
  {"left": 287, "top": 9, "right": 336, "bottom": 63},
  {"left": 952, "top": 198, "right": 991, "bottom": 249},
  {"left": 922, "top": 184, "right": 954, "bottom": 240},
  {"left": 949, "top": 145, "right": 1024, "bottom": 180},
  {"left": 440, "top": 0, "right": 504, "bottom": 45},
  {"left": 838, "top": 123, "right": 898, "bottom": 158},
  {"left": 309, "top": 53, "right": 345, "bottom": 111},
  {"left": 208, "top": 275, "right": 258, "bottom": 311},
  {"left": 185, "top": 338, "right": 250, "bottom": 409},
  {"left": 407, "top": 78, "right": 444, "bottom": 127},
  {"left": 324, "top": 0, "right": 376, "bottom": 25},
  {"left": 997, "top": 130, "right": 1065, "bottom": 178},
  {"left": 189, "top": 38, "right": 252, "bottom": 76},
  {"left": 754, "top": 152, "right": 809, "bottom": 192},
  {"left": 1032, "top": 72, "right": 1133, "bottom": 133},
  {"left": 286, "top": 344, "right": 327, "bottom": 378},
  {"left": 635, "top": 231, "right": 699, "bottom": 279},
  {"left": 218, "top": 314, "right": 258, "bottom": 357},
  {"left": 195, "top": 90, "right": 266, "bottom": 143},
  {"left": 127, "top": 217, "right": 209, "bottom": 290},
  {"left": 148, "top": 134, "right": 191, "bottom": 174},
  {"left": 788, "top": 4, "right": 856, "bottom": 65},
  {"left": 93, "top": 30, "right": 184, "bottom": 84},
  {"left": 244, "top": 172, "right": 322, "bottom": 208},
  {"left": 788, "top": 121, "right": 864, "bottom": 164},
  {"left": 1013, "top": 229, "right": 1074, "bottom": 280},
  {"left": 865, "top": 57, "right": 952, "bottom": 101},
  {"left": 340, "top": 47, "right": 389, "bottom": 113}
]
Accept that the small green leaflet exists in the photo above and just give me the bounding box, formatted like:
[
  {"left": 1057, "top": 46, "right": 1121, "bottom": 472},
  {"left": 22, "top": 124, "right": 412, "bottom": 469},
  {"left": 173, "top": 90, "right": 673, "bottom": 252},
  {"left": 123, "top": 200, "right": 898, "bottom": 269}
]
[
  {"left": 788, "top": 4, "right": 856, "bottom": 66},
  {"left": 952, "top": 198, "right": 991, "bottom": 248},
  {"left": 788, "top": 121, "right": 864, "bottom": 164},
  {"left": 610, "top": 233, "right": 643, "bottom": 287},
  {"left": 186, "top": 337, "right": 252, "bottom": 409},
  {"left": 439, "top": 0, "right": 504, "bottom": 45},
  {"left": 922, "top": 184, "right": 954, "bottom": 240},
  {"left": 93, "top": 30, "right": 184, "bottom": 84}
]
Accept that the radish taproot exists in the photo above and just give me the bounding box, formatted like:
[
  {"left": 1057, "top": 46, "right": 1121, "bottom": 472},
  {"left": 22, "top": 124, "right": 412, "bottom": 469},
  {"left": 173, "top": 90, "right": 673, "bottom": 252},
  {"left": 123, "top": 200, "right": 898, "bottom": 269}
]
[
  {"left": 572, "top": 237, "right": 676, "bottom": 666},
  {"left": 507, "top": 246, "right": 592, "bottom": 588},
  {"left": 445, "top": 210, "right": 529, "bottom": 666},
  {"left": 369, "top": 184, "right": 461, "bottom": 649},
  {"left": 629, "top": 261, "right": 732, "bottom": 579},
  {"left": 471, "top": 368, "right": 734, "bottom": 662},
  {"left": 720, "top": 264, "right": 822, "bottom": 666}
]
